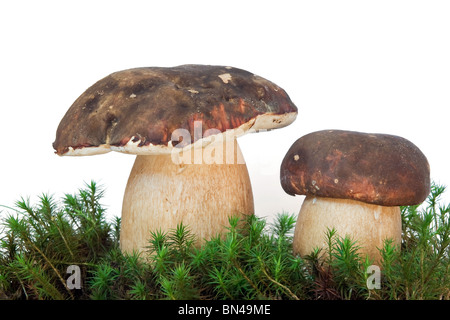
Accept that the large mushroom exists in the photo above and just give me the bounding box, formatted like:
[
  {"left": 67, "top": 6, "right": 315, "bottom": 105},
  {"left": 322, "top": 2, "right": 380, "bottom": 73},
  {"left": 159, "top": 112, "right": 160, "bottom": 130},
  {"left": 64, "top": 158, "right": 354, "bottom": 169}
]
[
  {"left": 53, "top": 65, "right": 298, "bottom": 253},
  {"left": 280, "top": 130, "right": 430, "bottom": 264}
]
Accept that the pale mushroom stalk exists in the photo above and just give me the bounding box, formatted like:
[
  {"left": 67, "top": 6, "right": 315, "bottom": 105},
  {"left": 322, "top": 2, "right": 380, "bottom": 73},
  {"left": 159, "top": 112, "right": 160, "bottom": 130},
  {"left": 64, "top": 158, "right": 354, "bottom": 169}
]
[
  {"left": 293, "top": 196, "right": 401, "bottom": 264},
  {"left": 120, "top": 140, "right": 253, "bottom": 252}
]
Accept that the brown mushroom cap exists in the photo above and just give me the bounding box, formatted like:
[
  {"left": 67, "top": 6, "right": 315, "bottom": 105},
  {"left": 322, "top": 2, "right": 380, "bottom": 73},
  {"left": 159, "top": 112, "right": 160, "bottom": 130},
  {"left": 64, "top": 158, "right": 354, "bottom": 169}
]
[
  {"left": 53, "top": 65, "right": 298, "bottom": 156},
  {"left": 280, "top": 129, "right": 430, "bottom": 206}
]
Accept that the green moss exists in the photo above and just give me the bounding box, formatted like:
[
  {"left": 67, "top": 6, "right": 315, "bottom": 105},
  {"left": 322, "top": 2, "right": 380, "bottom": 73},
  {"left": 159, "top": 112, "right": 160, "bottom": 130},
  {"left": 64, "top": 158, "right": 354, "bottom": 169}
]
[{"left": 0, "top": 181, "right": 448, "bottom": 300}]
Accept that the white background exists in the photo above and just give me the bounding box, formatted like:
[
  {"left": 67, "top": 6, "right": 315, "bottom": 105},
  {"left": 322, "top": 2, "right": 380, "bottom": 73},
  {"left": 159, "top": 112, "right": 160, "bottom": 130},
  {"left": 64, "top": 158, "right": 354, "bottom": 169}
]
[{"left": 1, "top": 1, "right": 449, "bottom": 224}]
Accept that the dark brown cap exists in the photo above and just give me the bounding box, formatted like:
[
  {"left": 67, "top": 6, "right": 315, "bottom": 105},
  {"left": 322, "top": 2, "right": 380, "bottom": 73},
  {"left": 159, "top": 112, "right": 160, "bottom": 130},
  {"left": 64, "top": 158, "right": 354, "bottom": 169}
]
[
  {"left": 280, "top": 130, "right": 430, "bottom": 206},
  {"left": 53, "top": 65, "right": 298, "bottom": 156}
]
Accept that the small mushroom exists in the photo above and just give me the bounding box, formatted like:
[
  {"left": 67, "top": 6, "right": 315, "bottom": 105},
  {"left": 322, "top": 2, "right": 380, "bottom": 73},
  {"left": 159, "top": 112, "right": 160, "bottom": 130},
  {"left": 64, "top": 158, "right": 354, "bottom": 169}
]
[
  {"left": 53, "top": 65, "right": 298, "bottom": 253},
  {"left": 280, "top": 129, "right": 430, "bottom": 264}
]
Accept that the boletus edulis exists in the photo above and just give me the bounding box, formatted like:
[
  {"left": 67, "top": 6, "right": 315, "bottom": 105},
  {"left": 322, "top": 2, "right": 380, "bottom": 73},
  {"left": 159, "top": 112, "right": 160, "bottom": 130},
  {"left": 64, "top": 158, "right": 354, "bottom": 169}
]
[
  {"left": 280, "top": 129, "right": 430, "bottom": 264},
  {"left": 53, "top": 65, "right": 298, "bottom": 253}
]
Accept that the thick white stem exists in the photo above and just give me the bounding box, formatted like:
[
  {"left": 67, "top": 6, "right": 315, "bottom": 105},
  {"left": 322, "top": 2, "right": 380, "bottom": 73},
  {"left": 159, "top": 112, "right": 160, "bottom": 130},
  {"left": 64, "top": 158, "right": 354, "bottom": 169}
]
[
  {"left": 293, "top": 196, "right": 402, "bottom": 265},
  {"left": 120, "top": 142, "right": 254, "bottom": 253}
]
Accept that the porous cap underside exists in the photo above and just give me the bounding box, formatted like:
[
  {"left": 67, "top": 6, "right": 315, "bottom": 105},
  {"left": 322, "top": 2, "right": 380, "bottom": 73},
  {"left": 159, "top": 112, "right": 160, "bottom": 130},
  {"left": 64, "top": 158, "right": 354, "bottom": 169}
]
[
  {"left": 53, "top": 65, "right": 298, "bottom": 156},
  {"left": 280, "top": 130, "right": 431, "bottom": 206}
]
